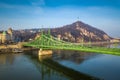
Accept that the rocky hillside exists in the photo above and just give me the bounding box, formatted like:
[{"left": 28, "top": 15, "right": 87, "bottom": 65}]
[{"left": 50, "top": 21, "right": 111, "bottom": 43}]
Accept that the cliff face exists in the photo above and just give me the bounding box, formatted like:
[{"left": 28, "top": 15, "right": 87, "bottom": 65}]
[{"left": 51, "top": 21, "right": 111, "bottom": 42}]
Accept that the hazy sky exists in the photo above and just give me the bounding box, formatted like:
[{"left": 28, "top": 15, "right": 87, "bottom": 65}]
[{"left": 0, "top": 0, "right": 120, "bottom": 37}]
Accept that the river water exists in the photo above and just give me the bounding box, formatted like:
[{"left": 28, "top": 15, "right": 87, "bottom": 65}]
[{"left": 0, "top": 44, "right": 120, "bottom": 80}]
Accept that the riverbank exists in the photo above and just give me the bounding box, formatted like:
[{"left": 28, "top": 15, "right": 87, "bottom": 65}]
[
  {"left": 0, "top": 47, "right": 38, "bottom": 53},
  {"left": 0, "top": 42, "right": 37, "bottom": 53},
  {"left": 74, "top": 41, "right": 120, "bottom": 46}
]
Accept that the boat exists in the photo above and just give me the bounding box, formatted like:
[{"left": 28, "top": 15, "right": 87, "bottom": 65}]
[{"left": 12, "top": 48, "right": 23, "bottom": 53}]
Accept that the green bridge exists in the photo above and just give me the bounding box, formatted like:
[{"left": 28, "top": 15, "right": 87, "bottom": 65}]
[
  {"left": 25, "top": 32, "right": 80, "bottom": 50},
  {"left": 24, "top": 32, "right": 120, "bottom": 55}
]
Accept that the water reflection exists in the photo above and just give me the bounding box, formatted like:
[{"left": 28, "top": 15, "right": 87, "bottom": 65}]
[
  {"left": 52, "top": 50, "right": 120, "bottom": 80},
  {"left": 0, "top": 53, "right": 70, "bottom": 80},
  {"left": 26, "top": 50, "right": 100, "bottom": 80},
  {"left": 32, "top": 55, "right": 70, "bottom": 80},
  {"left": 24, "top": 53, "right": 71, "bottom": 80},
  {"left": 52, "top": 50, "right": 100, "bottom": 64},
  {"left": 0, "top": 53, "right": 43, "bottom": 80},
  {"left": 0, "top": 53, "right": 15, "bottom": 65},
  {"left": 1, "top": 47, "right": 120, "bottom": 80}
]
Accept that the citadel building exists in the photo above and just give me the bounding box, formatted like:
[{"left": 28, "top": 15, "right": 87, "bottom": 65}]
[{"left": 0, "top": 28, "right": 14, "bottom": 44}]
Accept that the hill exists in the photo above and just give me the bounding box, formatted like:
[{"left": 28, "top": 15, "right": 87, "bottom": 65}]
[{"left": 50, "top": 21, "right": 111, "bottom": 42}]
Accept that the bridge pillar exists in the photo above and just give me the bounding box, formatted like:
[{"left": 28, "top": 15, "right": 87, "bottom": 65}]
[{"left": 38, "top": 48, "right": 53, "bottom": 56}]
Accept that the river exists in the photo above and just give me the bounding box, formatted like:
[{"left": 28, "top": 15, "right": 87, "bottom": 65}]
[{"left": 0, "top": 44, "right": 120, "bottom": 80}]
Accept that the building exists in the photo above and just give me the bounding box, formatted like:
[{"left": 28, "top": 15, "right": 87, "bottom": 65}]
[
  {"left": 110, "top": 38, "right": 120, "bottom": 43},
  {"left": 0, "top": 28, "right": 14, "bottom": 44}
]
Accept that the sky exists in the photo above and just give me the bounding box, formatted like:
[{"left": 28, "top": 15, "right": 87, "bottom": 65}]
[{"left": 0, "top": 0, "right": 120, "bottom": 37}]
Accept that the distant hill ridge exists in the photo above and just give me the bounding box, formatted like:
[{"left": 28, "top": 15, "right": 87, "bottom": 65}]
[
  {"left": 50, "top": 21, "right": 111, "bottom": 42},
  {"left": 12, "top": 21, "right": 111, "bottom": 43}
]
